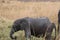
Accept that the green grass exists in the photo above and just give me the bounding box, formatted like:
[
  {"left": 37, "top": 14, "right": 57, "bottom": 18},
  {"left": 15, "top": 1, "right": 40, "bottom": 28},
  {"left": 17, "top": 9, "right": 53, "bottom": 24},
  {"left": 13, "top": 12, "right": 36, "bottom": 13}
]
[
  {"left": 0, "top": 17, "right": 12, "bottom": 40},
  {"left": 0, "top": 17, "right": 58, "bottom": 40}
]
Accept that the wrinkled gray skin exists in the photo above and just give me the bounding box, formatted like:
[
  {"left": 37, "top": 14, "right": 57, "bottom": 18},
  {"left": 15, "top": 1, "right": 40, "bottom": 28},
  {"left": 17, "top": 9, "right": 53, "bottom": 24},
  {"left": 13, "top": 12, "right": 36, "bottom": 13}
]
[{"left": 10, "top": 17, "right": 56, "bottom": 40}]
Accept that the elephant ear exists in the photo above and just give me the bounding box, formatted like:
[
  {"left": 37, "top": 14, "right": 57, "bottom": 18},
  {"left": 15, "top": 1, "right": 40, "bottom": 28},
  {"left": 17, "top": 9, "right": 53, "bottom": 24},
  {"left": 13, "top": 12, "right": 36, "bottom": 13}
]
[
  {"left": 20, "top": 19, "right": 28, "bottom": 30},
  {"left": 20, "top": 19, "right": 27, "bottom": 23}
]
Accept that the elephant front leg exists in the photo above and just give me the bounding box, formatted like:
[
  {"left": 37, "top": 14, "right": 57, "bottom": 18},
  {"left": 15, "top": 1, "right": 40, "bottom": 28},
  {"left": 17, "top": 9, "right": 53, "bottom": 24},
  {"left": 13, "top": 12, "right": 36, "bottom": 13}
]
[
  {"left": 25, "top": 34, "right": 31, "bottom": 40},
  {"left": 25, "top": 29, "right": 31, "bottom": 40}
]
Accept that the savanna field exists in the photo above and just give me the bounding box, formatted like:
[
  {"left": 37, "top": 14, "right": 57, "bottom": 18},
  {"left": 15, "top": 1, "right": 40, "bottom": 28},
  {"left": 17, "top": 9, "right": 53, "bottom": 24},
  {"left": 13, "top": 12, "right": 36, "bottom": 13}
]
[{"left": 0, "top": 0, "right": 60, "bottom": 40}]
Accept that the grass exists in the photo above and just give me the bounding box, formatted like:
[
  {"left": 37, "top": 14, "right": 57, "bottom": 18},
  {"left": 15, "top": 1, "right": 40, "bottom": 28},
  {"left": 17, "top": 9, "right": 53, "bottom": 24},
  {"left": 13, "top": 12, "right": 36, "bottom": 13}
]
[
  {"left": 0, "top": 17, "right": 12, "bottom": 40},
  {"left": 0, "top": 1, "right": 59, "bottom": 24}
]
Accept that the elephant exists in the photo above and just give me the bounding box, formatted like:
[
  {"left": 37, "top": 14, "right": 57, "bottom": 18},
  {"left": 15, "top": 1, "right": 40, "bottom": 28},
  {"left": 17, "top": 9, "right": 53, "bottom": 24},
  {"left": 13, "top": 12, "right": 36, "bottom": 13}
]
[
  {"left": 58, "top": 10, "right": 60, "bottom": 34},
  {"left": 10, "top": 17, "right": 56, "bottom": 40},
  {"left": 57, "top": 10, "right": 60, "bottom": 40}
]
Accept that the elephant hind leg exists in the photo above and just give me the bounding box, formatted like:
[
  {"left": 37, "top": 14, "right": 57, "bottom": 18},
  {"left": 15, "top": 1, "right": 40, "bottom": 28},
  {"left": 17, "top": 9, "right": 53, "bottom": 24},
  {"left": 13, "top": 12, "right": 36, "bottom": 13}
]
[
  {"left": 45, "top": 33, "right": 52, "bottom": 40},
  {"left": 45, "top": 28, "right": 52, "bottom": 40}
]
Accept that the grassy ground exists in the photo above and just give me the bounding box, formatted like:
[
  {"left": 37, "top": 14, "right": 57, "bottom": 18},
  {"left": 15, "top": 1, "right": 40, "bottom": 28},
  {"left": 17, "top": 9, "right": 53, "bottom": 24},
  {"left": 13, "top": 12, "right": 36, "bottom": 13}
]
[
  {"left": 0, "top": 17, "right": 12, "bottom": 40},
  {"left": 0, "top": 0, "right": 60, "bottom": 40}
]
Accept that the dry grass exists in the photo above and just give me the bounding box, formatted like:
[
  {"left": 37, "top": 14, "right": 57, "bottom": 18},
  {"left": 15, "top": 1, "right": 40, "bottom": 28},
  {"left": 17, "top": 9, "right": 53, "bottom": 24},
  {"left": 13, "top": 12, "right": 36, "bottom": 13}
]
[{"left": 0, "top": 1, "right": 59, "bottom": 24}]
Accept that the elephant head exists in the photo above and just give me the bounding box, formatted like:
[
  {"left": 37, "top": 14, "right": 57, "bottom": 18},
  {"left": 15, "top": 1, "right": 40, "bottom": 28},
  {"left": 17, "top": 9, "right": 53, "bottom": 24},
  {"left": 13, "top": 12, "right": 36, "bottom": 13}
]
[
  {"left": 10, "top": 23, "right": 21, "bottom": 40},
  {"left": 10, "top": 18, "right": 28, "bottom": 40},
  {"left": 10, "top": 19, "right": 25, "bottom": 39}
]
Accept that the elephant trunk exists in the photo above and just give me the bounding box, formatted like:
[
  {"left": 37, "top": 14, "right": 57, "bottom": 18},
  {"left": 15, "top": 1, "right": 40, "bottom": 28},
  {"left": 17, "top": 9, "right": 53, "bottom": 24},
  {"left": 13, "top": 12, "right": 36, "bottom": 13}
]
[{"left": 10, "top": 28, "right": 17, "bottom": 40}]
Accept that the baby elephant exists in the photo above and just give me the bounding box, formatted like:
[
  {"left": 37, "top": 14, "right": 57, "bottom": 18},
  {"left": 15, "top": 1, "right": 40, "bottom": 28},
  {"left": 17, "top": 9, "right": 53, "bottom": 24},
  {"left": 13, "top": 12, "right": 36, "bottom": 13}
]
[{"left": 10, "top": 17, "right": 56, "bottom": 40}]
